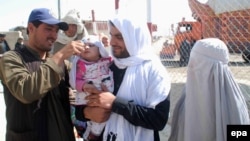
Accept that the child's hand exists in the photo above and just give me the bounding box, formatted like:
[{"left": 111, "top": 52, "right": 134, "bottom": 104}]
[
  {"left": 69, "top": 88, "right": 77, "bottom": 105},
  {"left": 82, "top": 83, "right": 101, "bottom": 93}
]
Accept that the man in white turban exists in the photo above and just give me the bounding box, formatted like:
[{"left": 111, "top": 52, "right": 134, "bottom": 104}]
[{"left": 75, "top": 13, "right": 171, "bottom": 141}]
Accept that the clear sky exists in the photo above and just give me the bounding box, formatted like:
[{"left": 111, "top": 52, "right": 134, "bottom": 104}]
[{"left": 0, "top": 0, "right": 208, "bottom": 36}]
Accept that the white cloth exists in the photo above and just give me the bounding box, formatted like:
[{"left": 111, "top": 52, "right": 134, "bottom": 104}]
[
  {"left": 61, "top": 9, "right": 84, "bottom": 34},
  {"left": 69, "top": 35, "right": 111, "bottom": 90},
  {"left": 69, "top": 55, "right": 113, "bottom": 105},
  {"left": 168, "top": 38, "right": 250, "bottom": 141},
  {"left": 103, "top": 14, "right": 171, "bottom": 141},
  {"left": 70, "top": 54, "right": 113, "bottom": 139},
  {"left": 82, "top": 35, "right": 110, "bottom": 58},
  {"left": 69, "top": 56, "right": 86, "bottom": 105},
  {"left": 56, "top": 30, "right": 77, "bottom": 44},
  {"left": 56, "top": 9, "right": 88, "bottom": 44}
]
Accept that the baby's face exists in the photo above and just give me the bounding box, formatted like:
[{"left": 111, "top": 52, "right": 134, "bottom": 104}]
[{"left": 80, "top": 43, "right": 100, "bottom": 62}]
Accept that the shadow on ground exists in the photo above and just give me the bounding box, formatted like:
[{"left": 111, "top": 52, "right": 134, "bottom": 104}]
[{"left": 160, "top": 82, "right": 250, "bottom": 141}]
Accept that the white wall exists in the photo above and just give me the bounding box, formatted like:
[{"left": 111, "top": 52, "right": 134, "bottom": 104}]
[{"left": 0, "top": 31, "right": 23, "bottom": 50}]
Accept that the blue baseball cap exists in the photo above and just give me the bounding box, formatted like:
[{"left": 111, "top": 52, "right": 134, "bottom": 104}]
[{"left": 28, "top": 8, "right": 68, "bottom": 31}]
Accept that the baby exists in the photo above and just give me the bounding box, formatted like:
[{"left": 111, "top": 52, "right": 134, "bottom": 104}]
[{"left": 69, "top": 35, "right": 113, "bottom": 141}]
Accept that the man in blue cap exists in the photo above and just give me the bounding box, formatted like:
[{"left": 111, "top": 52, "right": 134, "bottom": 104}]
[{"left": 0, "top": 8, "right": 87, "bottom": 141}]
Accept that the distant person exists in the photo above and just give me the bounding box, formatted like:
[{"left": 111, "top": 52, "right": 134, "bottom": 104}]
[
  {"left": 168, "top": 38, "right": 250, "bottom": 141},
  {"left": 99, "top": 32, "right": 111, "bottom": 54},
  {"left": 0, "top": 8, "right": 85, "bottom": 141},
  {"left": 99, "top": 33, "right": 110, "bottom": 47},
  {"left": 0, "top": 33, "right": 11, "bottom": 56},
  {"left": 190, "top": 37, "right": 196, "bottom": 47},
  {"left": 15, "top": 37, "right": 24, "bottom": 50},
  {"left": 69, "top": 35, "right": 113, "bottom": 140},
  {"left": 52, "top": 9, "right": 88, "bottom": 55},
  {"left": 179, "top": 37, "right": 192, "bottom": 67},
  {"left": 163, "top": 39, "right": 169, "bottom": 47}
]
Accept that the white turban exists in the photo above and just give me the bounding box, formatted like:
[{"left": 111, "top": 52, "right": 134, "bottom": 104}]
[{"left": 61, "top": 9, "right": 83, "bottom": 34}]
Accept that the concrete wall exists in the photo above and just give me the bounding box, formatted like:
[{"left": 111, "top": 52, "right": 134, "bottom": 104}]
[{"left": 84, "top": 21, "right": 109, "bottom": 35}]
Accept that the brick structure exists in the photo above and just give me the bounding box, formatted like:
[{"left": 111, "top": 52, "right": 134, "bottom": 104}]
[
  {"left": 84, "top": 20, "right": 109, "bottom": 35},
  {"left": 188, "top": 0, "right": 250, "bottom": 53}
]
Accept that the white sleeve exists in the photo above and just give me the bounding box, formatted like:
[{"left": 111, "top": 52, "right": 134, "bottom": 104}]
[{"left": 69, "top": 56, "right": 80, "bottom": 89}]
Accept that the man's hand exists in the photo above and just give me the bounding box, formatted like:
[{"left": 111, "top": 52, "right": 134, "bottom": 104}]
[
  {"left": 83, "top": 83, "right": 99, "bottom": 92},
  {"left": 69, "top": 88, "right": 77, "bottom": 105},
  {"left": 84, "top": 106, "right": 111, "bottom": 123},
  {"left": 52, "top": 40, "right": 84, "bottom": 66},
  {"left": 86, "top": 91, "right": 116, "bottom": 110},
  {"left": 85, "top": 84, "right": 116, "bottom": 110}
]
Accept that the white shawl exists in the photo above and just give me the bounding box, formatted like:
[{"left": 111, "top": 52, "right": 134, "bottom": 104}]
[
  {"left": 168, "top": 38, "right": 250, "bottom": 141},
  {"left": 56, "top": 31, "right": 77, "bottom": 44},
  {"left": 56, "top": 9, "right": 88, "bottom": 44},
  {"left": 103, "top": 14, "right": 171, "bottom": 141}
]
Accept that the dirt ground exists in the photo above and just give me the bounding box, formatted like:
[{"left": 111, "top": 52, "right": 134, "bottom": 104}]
[
  {"left": 152, "top": 38, "right": 250, "bottom": 140},
  {"left": 159, "top": 64, "right": 250, "bottom": 140}
]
